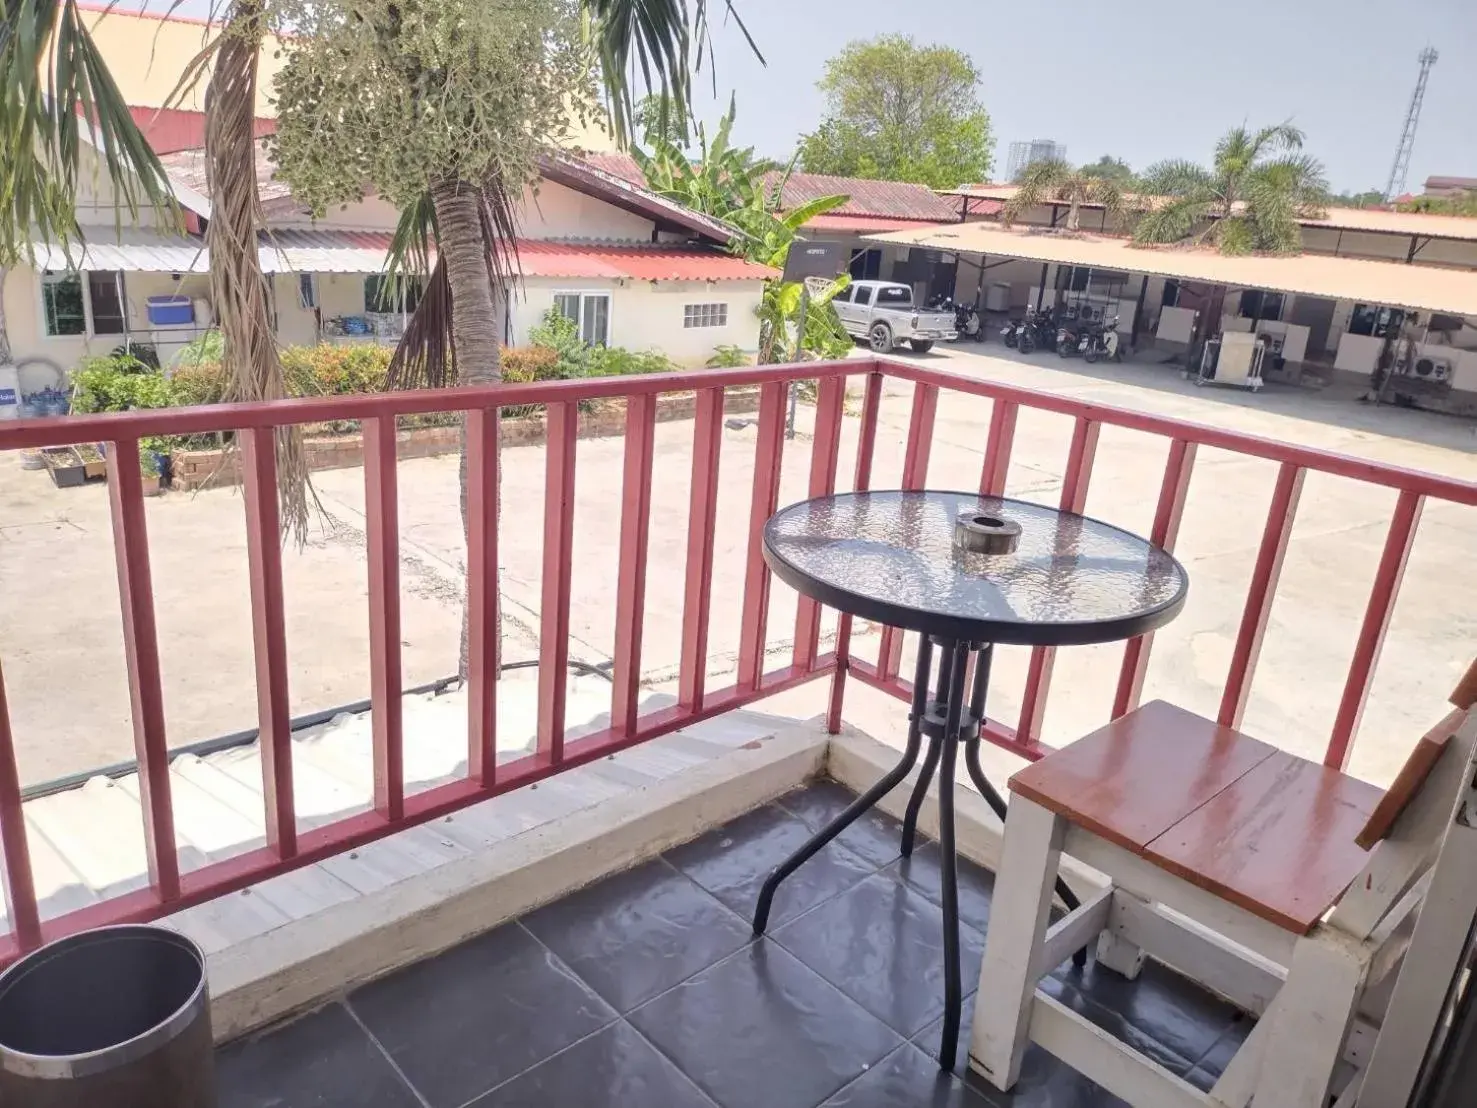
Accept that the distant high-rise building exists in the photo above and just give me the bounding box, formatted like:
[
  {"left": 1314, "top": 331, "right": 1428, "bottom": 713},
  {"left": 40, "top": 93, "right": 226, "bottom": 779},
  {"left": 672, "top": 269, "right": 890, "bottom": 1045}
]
[{"left": 1006, "top": 140, "right": 1067, "bottom": 182}]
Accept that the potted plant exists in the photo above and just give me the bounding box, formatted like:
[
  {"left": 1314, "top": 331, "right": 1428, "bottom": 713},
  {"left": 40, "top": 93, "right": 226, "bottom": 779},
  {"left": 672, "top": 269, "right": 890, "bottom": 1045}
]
[{"left": 140, "top": 448, "right": 163, "bottom": 497}]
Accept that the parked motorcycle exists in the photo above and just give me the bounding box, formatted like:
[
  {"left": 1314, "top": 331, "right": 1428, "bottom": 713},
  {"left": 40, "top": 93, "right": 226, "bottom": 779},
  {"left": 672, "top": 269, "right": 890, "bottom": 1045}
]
[
  {"left": 954, "top": 303, "right": 982, "bottom": 341},
  {"left": 1001, "top": 315, "right": 1022, "bottom": 348},
  {"left": 1056, "top": 322, "right": 1082, "bottom": 358},
  {"left": 1080, "top": 316, "right": 1123, "bottom": 363},
  {"left": 1017, "top": 309, "right": 1054, "bottom": 354}
]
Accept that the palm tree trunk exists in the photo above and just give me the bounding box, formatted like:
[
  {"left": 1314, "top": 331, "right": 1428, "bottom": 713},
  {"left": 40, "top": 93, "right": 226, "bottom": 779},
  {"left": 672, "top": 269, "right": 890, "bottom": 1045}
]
[
  {"left": 430, "top": 178, "right": 502, "bottom": 387},
  {"left": 204, "top": 0, "right": 310, "bottom": 541},
  {"left": 430, "top": 176, "right": 503, "bottom": 677}
]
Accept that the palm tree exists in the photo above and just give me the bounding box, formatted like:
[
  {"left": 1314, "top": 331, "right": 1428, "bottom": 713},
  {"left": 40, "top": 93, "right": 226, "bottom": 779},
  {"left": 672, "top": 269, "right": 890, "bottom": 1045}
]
[
  {"left": 1132, "top": 123, "right": 1330, "bottom": 255},
  {"left": 1002, "top": 158, "right": 1126, "bottom": 233}
]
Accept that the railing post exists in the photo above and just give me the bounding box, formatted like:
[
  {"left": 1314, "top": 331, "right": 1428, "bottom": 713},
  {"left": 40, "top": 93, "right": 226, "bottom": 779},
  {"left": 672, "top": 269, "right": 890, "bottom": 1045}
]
[
  {"left": 1326, "top": 489, "right": 1425, "bottom": 769},
  {"left": 829, "top": 371, "right": 884, "bottom": 734},
  {"left": 1113, "top": 439, "right": 1197, "bottom": 719},
  {"left": 979, "top": 400, "right": 1019, "bottom": 497},
  {"left": 612, "top": 394, "right": 657, "bottom": 736},
  {"left": 794, "top": 375, "right": 845, "bottom": 671},
  {"left": 738, "top": 382, "right": 788, "bottom": 690},
  {"left": 241, "top": 427, "right": 296, "bottom": 856},
  {"left": 0, "top": 657, "right": 42, "bottom": 952},
  {"left": 107, "top": 436, "right": 181, "bottom": 903},
  {"left": 679, "top": 389, "right": 724, "bottom": 711},
  {"left": 538, "top": 402, "right": 579, "bottom": 764},
  {"left": 364, "top": 417, "right": 404, "bottom": 820},
  {"left": 878, "top": 381, "right": 939, "bottom": 681},
  {"left": 466, "top": 407, "right": 500, "bottom": 785},
  {"left": 1218, "top": 462, "right": 1305, "bottom": 729},
  {"left": 1017, "top": 418, "right": 1101, "bottom": 745}
]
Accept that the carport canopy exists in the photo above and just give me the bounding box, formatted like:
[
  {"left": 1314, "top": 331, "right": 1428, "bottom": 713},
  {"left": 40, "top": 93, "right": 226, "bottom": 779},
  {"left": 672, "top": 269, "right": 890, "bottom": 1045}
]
[{"left": 864, "top": 222, "right": 1477, "bottom": 317}]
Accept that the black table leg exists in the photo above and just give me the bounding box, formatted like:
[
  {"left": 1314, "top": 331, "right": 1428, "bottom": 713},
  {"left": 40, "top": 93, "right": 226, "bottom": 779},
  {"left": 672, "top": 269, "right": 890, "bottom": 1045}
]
[
  {"left": 901, "top": 644, "right": 953, "bottom": 857},
  {"left": 935, "top": 640, "right": 968, "bottom": 1072},
  {"left": 752, "top": 637, "right": 935, "bottom": 935}
]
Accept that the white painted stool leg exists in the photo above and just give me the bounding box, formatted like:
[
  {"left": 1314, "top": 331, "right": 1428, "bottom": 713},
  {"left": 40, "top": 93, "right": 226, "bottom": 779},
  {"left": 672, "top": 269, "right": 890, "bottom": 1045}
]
[
  {"left": 970, "top": 797, "right": 1065, "bottom": 1091},
  {"left": 1251, "top": 932, "right": 1370, "bottom": 1108},
  {"left": 1095, "top": 928, "right": 1146, "bottom": 980}
]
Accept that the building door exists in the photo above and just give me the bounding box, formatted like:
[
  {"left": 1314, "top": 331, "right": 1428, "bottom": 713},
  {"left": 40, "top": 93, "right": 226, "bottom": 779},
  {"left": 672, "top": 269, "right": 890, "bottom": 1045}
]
[
  {"left": 1288, "top": 296, "right": 1337, "bottom": 356},
  {"left": 849, "top": 248, "right": 881, "bottom": 281}
]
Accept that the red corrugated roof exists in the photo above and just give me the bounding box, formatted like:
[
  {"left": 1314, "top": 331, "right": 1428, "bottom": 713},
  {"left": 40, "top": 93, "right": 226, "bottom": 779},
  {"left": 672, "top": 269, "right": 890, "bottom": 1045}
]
[
  {"left": 129, "top": 106, "right": 274, "bottom": 155},
  {"left": 515, "top": 240, "right": 775, "bottom": 280},
  {"left": 765, "top": 171, "right": 959, "bottom": 222},
  {"left": 575, "top": 151, "right": 646, "bottom": 185},
  {"left": 802, "top": 214, "right": 958, "bottom": 235}
]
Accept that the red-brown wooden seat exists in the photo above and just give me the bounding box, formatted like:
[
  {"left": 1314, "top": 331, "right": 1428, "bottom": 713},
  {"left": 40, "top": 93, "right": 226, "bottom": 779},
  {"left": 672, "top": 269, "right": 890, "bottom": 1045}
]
[{"left": 1009, "top": 700, "right": 1383, "bottom": 934}]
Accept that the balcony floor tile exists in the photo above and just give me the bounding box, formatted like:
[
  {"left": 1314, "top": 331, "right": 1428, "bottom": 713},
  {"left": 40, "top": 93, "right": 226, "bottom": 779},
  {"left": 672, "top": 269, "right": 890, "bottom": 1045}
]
[
  {"left": 215, "top": 776, "right": 1253, "bottom": 1108},
  {"left": 347, "top": 921, "right": 616, "bottom": 1108}
]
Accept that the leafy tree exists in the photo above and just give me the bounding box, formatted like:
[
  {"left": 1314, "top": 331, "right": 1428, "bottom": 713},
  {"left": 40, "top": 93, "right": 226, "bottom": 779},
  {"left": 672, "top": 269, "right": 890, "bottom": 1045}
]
[
  {"left": 798, "top": 35, "right": 993, "bottom": 189},
  {"left": 633, "top": 99, "right": 851, "bottom": 363},
  {"left": 1331, "top": 189, "right": 1387, "bottom": 209},
  {"left": 1079, "top": 156, "right": 1138, "bottom": 190},
  {"left": 634, "top": 94, "right": 690, "bottom": 149},
  {"left": 1398, "top": 193, "right": 1477, "bottom": 217},
  {"left": 1002, "top": 158, "right": 1126, "bottom": 233},
  {"left": 1132, "top": 123, "right": 1329, "bottom": 255}
]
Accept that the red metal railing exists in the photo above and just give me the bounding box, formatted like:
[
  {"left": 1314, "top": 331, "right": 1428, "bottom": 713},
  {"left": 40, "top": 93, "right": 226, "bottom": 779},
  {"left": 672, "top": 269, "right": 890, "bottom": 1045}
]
[{"left": 1, "top": 354, "right": 1475, "bottom": 960}]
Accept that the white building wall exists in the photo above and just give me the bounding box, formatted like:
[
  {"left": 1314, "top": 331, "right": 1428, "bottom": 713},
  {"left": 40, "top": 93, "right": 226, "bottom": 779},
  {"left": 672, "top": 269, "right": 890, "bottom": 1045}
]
[{"left": 511, "top": 277, "right": 764, "bottom": 366}]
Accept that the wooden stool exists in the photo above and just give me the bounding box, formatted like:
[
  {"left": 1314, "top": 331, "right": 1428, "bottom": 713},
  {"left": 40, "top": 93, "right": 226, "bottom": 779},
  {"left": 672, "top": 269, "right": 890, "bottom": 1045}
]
[{"left": 971, "top": 666, "right": 1477, "bottom": 1108}]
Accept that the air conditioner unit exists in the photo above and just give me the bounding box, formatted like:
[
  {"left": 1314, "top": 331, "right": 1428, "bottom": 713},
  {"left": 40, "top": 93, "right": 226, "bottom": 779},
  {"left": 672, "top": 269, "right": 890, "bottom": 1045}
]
[{"left": 1412, "top": 356, "right": 1453, "bottom": 382}]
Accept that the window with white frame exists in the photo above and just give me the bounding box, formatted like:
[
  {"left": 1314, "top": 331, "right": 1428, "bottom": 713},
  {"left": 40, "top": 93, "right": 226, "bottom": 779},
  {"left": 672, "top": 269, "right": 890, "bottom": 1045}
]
[
  {"left": 554, "top": 292, "right": 611, "bottom": 346},
  {"left": 40, "top": 272, "right": 87, "bottom": 336},
  {"left": 683, "top": 302, "right": 728, "bottom": 329},
  {"left": 40, "top": 270, "right": 128, "bottom": 337}
]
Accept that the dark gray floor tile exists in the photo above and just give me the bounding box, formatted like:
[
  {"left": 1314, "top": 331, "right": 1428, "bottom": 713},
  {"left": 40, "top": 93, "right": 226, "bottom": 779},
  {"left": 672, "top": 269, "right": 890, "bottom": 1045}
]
[
  {"left": 629, "top": 940, "right": 901, "bottom": 1108},
  {"left": 884, "top": 839, "right": 996, "bottom": 931},
  {"left": 776, "top": 779, "right": 907, "bottom": 868},
  {"left": 1032, "top": 974, "right": 1197, "bottom": 1076},
  {"left": 1187, "top": 1015, "right": 1253, "bottom": 1087},
  {"left": 216, "top": 1003, "right": 420, "bottom": 1108},
  {"left": 348, "top": 922, "right": 615, "bottom": 1107},
  {"left": 775, "top": 872, "right": 986, "bottom": 1037},
  {"left": 820, "top": 1043, "right": 991, "bottom": 1106},
  {"left": 522, "top": 857, "right": 752, "bottom": 1012},
  {"left": 915, "top": 1004, "right": 1130, "bottom": 1108},
  {"left": 1050, "top": 955, "right": 1241, "bottom": 1065},
  {"left": 665, "top": 802, "right": 875, "bottom": 928},
  {"left": 469, "top": 1020, "right": 714, "bottom": 1108}
]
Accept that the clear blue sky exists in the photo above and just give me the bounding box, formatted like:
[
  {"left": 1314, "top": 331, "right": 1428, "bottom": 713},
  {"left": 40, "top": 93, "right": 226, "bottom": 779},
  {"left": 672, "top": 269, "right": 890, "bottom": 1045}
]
[
  {"left": 691, "top": 0, "right": 1474, "bottom": 193},
  {"left": 121, "top": 0, "right": 1475, "bottom": 193}
]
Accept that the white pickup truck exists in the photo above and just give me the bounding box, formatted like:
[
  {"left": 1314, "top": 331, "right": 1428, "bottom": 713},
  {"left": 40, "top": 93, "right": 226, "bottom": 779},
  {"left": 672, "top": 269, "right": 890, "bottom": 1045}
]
[{"left": 833, "top": 280, "right": 956, "bottom": 353}]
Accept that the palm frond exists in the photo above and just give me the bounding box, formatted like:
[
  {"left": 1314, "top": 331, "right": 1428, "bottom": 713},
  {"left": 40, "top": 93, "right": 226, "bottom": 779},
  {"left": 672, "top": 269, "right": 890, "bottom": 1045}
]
[
  {"left": 585, "top": 0, "right": 763, "bottom": 144},
  {"left": 1002, "top": 157, "right": 1072, "bottom": 225},
  {"left": 1131, "top": 194, "right": 1213, "bottom": 246},
  {"left": 1, "top": 0, "right": 178, "bottom": 262},
  {"left": 1138, "top": 159, "right": 1212, "bottom": 198}
]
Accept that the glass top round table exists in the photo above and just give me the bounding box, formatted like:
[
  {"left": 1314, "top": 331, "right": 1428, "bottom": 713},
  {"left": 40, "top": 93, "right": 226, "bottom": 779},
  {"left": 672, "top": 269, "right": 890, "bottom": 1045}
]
[{"left": 762, "top": 489, "right": 1188, "bottom": 647}]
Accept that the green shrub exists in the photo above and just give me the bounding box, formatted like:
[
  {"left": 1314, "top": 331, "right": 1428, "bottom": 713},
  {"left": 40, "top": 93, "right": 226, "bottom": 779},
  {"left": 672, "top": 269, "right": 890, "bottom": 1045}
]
[
  {"left": 706, "top": 344, "right": 750, "bottom": 368},
  {"left": 168, "top": 361, "right": 228, "bottom": 406},
  {"left": 70, "top": 354, "right": 169, "bottom": 414},
  {"left": 500, "top": 345, "right": 561, "bottom": 384},
  {"left": 169, "top": 329, "right": 225, "bottom": 369},
  {"left": 280, "top": 343, "right": 392, "bottom": 396},
  {"left": 527, "top": 307, "right": 590, "bottom": 379},
  {"left": 587, "top": 346, "right": 674, "bottom": 377}
]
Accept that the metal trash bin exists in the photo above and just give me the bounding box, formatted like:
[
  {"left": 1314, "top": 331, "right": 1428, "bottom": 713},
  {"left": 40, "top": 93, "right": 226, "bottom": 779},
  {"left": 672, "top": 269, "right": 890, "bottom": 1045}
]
[{"left": 0, "top": 925, "right": 215, "bottom": 1107}]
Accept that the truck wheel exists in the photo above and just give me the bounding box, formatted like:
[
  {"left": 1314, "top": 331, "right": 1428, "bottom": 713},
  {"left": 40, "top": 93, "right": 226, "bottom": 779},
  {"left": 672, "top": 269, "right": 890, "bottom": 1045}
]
[
  {"left": 868, "top": 323, "right": 893, "bottom": 352},
  {"left": 909, "top": 340, "right": 934, "bottom": 353}
]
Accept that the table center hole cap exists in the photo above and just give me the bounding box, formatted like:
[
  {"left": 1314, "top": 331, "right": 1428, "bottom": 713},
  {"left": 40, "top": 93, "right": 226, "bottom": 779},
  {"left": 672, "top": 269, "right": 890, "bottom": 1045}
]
[{"left": 954, "top": 510, "right": 1022, "bottom": 555}]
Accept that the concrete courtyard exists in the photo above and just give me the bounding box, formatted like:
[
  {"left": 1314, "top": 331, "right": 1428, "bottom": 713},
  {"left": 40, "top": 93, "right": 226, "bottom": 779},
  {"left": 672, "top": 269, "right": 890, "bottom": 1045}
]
[{"left": 2, "top": 343, "right": 1473, "bottom": 789}]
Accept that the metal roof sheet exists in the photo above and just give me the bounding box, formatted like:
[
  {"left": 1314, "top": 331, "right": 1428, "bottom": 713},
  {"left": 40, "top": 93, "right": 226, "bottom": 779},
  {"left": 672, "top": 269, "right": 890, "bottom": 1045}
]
[
  {"left": 30, "top": 229, "right": 208, "bottom": 273},
  {"left": 864, "top": 222, "right": 1477, "bottom": 317},
  {"left": 514, "top": 240, "right": 777, "bottom": 281},
  {"left": 766, "top": 172, "right": 960, "bottom": 222},
  {"left": 802, "top": 214, "right": 962, "bottom": 235}
]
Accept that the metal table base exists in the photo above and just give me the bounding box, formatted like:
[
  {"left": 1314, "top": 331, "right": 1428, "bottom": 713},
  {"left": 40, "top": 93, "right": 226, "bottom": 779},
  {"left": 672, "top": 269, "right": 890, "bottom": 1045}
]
[{"left": 752, "top": 636, "right": 1085, "bottom": 1071}]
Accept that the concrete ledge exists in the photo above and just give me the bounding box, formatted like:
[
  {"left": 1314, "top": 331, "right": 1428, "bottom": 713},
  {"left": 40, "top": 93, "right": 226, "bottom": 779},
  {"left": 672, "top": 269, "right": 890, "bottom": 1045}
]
[{"left": 207, "top": 719, "right": 830, "bottom": 1041}]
